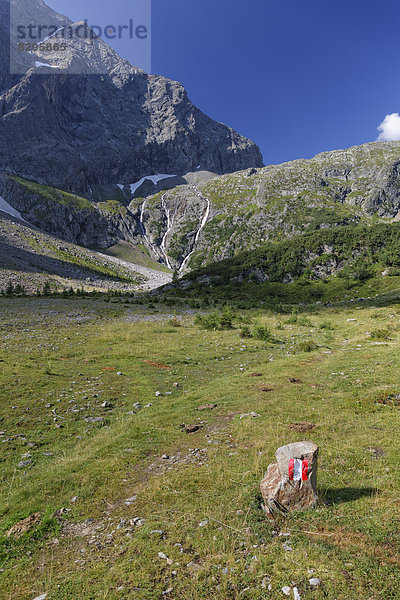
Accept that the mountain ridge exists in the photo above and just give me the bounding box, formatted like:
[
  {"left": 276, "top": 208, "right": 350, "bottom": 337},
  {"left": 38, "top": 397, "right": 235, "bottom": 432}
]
[
  {"left": 0, "top": 0, "right": 263, "bottom": 192},
  {"left": 2, "top": 140, "right": 400, "bottom": 279}
]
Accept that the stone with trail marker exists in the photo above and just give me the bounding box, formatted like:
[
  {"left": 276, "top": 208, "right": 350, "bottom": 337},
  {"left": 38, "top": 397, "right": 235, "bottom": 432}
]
[{"left": 260, "top": 441, "right": 319, "bottom": 515}]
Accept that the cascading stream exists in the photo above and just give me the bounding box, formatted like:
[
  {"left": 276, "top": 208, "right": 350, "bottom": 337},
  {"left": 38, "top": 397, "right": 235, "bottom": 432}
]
[
  {"left": 179, "top": 185, "right": 210, "bottom": 273},
  {"left": 160, "top": 192, "right": 177, "bottom": 270}
]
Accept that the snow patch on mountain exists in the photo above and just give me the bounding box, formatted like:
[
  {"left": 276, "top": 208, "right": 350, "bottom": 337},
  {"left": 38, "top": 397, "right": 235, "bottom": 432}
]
[
  {"left": 34, "top": 61, "right": 57, "bottom": 68},
  {"left": 118, "top": 174, "right": 176, "bottom": 196}
]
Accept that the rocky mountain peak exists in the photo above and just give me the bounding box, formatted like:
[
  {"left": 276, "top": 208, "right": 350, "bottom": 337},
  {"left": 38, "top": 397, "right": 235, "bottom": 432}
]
[{"left": 0, "top": 0, "right": 263, "bottom": 192}]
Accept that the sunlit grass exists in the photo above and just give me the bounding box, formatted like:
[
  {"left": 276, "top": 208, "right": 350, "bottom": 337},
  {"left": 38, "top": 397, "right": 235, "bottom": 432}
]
[{"left": 0, "top": 298, "right": 399, "bottom": 599}]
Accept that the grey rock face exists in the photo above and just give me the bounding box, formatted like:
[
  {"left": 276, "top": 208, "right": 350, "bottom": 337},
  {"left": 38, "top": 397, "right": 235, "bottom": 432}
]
[
  {"left": 0, "top": 0, "right": 71, "bottom": 92},
  {"left": 260, "top": 441, "right": 319, "bottom": 514},
  {"left": 0, "top": 1, "right": 263, "bottom": 192}
]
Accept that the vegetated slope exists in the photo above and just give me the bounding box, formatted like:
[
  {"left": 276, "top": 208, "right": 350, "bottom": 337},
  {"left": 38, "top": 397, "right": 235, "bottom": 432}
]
[
  {"left": 0, "top": 212, "right": 172, "bottom": 293},
  {"left": 157, "top": 220, "right": 400, "bottom": 308},
  {"left": 4, "top": 141, "right": 400, "bottom": 275},
  {"left": 140, "top": 141, "right": 400, "bottom": 272},
  {"left": 184, "top": 221, "right": 400, "bottom": 284}
]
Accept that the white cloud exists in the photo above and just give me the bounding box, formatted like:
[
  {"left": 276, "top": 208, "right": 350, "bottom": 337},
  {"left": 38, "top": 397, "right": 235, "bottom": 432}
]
[{"left": 377, "top": 113, "right": 400, "bottom": 141}]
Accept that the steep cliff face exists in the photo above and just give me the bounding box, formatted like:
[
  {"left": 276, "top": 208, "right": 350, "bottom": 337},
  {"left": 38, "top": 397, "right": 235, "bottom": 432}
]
[
  {"left": 0, "top": 0, "right": 71, "bottom": 93},
  {"left": 0, "top": 0, "right": 263, "bottom": 192}
]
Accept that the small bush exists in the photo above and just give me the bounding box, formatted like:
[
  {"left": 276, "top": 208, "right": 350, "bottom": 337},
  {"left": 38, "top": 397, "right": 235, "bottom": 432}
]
[
  {"left": 297, "top": 316, "right": 313, "bottom": 327},
  {"left": 252, "top": 324, "right": 273, "bottom": 341},
  {"left": 319, "top": 320, "right": 334, "bottom": 330},
  {"left": 240, "top": 325, "right": 252, "bottom": 338},
  {"left": 219, "top": 306, "right": 235, "bottom": 329},
  {"left": 237, "top": 313, "right": 253, "bottom": 324},
  {"left": 370, "top": 328, "right": 391, "bottom": 340},
  {"left": 296, "top": 340, "right": 318, "bottom": 352},
  {"left": 285, "top": 315, "right": 298, "bottom": 324},
  {"left": 195, "top": 311, "right": 222, "bottom": 331}
]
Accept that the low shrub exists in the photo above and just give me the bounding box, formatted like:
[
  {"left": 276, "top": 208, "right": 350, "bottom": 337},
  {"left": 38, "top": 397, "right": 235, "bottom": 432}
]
[
  {"left": 297, "top": 316, "right": 313, "bottom": 327},
  {"left": 319, "top": 320, "right": 334, "bottom": 330},
  {"left": 239, "top": 325, "right": 252, "bottom": 338},
  {"left": 252, "top": 324, "right": 273, "bottom": 341},
  {"left": 195, "top": 306, "right": 235, "bottom": 330},
  {"left": 296, "top": 340, "right": 318, "bottom": 352},
  {"left": 370, "top": 328, "right": 391, "bottom": 340}
]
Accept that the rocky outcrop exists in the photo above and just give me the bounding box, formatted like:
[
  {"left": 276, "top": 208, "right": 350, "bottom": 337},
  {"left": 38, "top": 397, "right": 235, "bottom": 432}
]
[
  {"left": 0, "top": 174, "right": 139, "bottom": 247},
  {"left": 261, "top": 441, "right": 319, "bottom": 515}
]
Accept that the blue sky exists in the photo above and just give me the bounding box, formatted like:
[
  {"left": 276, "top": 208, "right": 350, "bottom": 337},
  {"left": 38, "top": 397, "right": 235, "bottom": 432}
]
[{"left": 45, "top": 0, "right": 400, "bottom": 165}]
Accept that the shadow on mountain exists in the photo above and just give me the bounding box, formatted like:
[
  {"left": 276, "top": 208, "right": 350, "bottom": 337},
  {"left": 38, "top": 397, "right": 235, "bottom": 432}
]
[
  {"left": 0, "top": 239, "right": 126, "bottom": 282},
  {"left": 321, "top": 487, "right": 380, "bottom": 505}
]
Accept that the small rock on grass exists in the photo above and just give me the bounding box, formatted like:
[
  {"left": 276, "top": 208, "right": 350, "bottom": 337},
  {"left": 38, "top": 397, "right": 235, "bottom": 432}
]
[
  {"left": 282, "top": 586, "right": 291, "bottom": 596},
  {"left": 84, "top": 416, "right": 104, "bottom": 424},
  {"left": 239, "top": 412, "right": 260, "bottom": 419},
  {"left": 125, "top": 496, "right": 137, "bottom": 505},
  {"left": 261, "top": 576, "right": 271, "bottom": 590},
  {"left": 180, "top": 423, "right": 203, "bottom": 434},
  {"left": 282, "top": 543, "right": 293, "bottom": 551},
  {"left": 158, "top": 552, "right": 173, "bottom": 565},
  {"left": 198, "top": 519, "right": 209, "bottom": 527},
  {"left": 309, "top": 577, "right": 321, "bottom": 587},
  {"left": 33, "top": 594, "right": 48, "bottom": 600},
  {"left": 196, "top": 404, "right": 217, "bottom": 411}
]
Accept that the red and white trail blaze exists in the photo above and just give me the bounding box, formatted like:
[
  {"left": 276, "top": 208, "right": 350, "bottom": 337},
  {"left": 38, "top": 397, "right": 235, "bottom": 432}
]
[{"left": 288, "top": 458, "right": 309, "bottom": 481}]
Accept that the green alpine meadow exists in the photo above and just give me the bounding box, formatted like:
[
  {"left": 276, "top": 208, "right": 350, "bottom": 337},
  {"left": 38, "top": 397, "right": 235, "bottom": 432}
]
[{"left": 0, "top": 294, "right": 400, "bottom": 599}]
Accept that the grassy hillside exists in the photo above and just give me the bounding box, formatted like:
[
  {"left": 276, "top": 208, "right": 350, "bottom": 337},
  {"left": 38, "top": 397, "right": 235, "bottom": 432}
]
[
  {"left": 161, "top": 221, "right": 400, "bottom": 308},
  {"left": 103, "top": 241, "right": 171, "bottom": 273},
  {"left": 0, "top": 216, "right": 145, "bottom": 295},
  {"left": 9, "top": 175, "right": 95, "bottom": 213},
  {"left": 0, "top": 297, "right": 399, "bottom": 599},
  {"left": 140, "top": 141, "right": 400, "bottom": 270}
]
